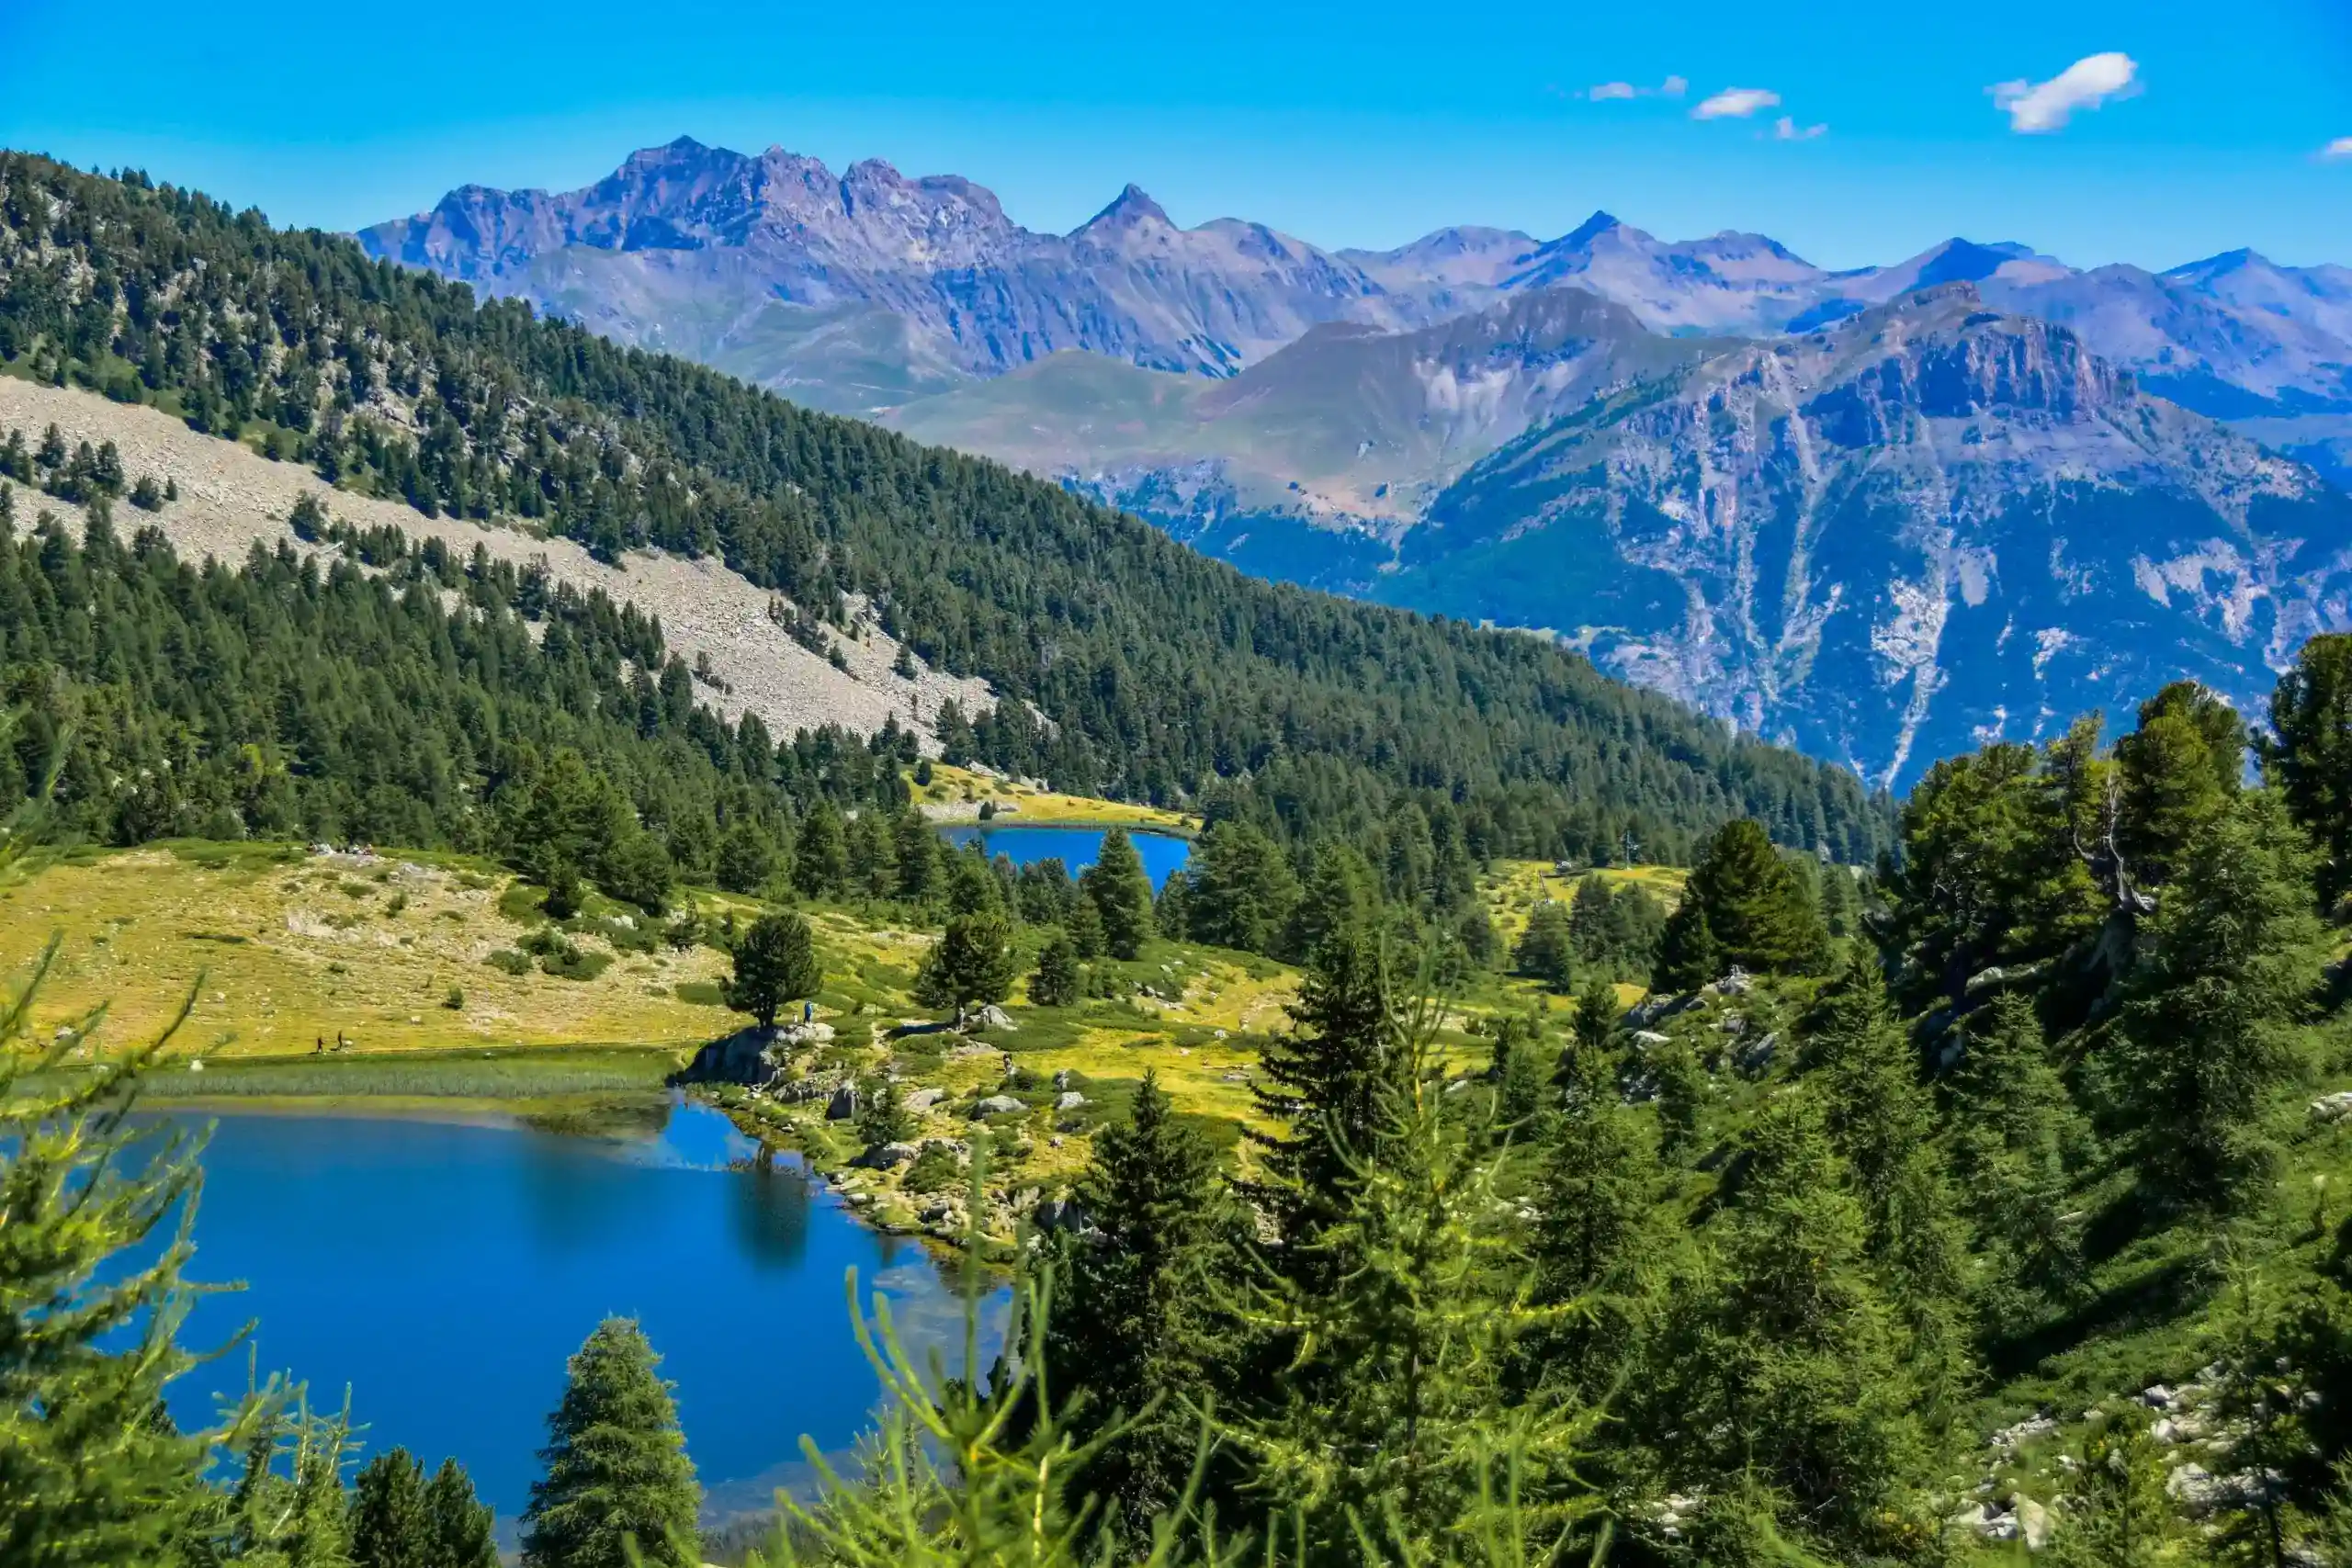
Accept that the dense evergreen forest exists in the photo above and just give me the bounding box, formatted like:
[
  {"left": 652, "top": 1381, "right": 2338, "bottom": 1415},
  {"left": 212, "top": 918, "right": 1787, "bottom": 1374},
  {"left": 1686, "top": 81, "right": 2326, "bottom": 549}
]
[
  {"left": 15, "top": 633, "right": 2352, "bottom": 1567},
  {"left": 0, "top": 152, "right": 1890, "bottom": 868}
]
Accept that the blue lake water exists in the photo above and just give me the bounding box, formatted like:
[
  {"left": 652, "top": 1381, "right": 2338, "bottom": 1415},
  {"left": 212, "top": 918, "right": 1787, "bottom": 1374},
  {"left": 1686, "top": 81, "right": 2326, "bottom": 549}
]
[
  {"left": 936, "top": 823, "right": 1192, "bottom": 890},
  {"left": 156, "top": 1100, "right": 976, "bottom": 1534}
]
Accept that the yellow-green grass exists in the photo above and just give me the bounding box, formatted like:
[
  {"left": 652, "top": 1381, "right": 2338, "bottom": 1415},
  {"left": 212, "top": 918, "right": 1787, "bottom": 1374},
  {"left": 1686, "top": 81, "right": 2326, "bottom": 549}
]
[
  {"left": 910, "top": 763, "right": 1197, "bottom": 832},
  {"left": 0, "top": 841, "right": 749, "bottom": 1058}
]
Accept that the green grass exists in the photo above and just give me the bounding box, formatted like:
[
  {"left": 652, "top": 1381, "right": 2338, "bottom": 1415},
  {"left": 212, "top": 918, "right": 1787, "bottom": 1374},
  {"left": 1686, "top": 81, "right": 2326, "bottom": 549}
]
[{"left": 86, "top": 1044, "right": 680, "bottom": 1101}]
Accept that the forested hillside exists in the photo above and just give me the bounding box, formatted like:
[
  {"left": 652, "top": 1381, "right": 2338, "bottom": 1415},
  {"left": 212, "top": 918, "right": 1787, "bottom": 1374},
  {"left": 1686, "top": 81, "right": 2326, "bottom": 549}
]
[{"left": 0, "top": 152, "right": 1889, "bottom": 868}]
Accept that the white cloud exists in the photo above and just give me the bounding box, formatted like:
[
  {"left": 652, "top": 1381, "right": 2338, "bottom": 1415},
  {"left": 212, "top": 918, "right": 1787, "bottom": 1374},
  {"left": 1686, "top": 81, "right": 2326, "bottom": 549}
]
[
  {"left": 1991, "top": 52, "right": 2139, "bottom": 133},
  {"left": 1773, "top": 116, "right": 1827, "bottom": 141},
  {"left": 2324, "top": 137, "right": 2352, "bottom": 161},
  {"left": 1692, "top": 86, "right": 1781, "bottom": 120},
  {"left": 1661, "top": 75, "right": 1690, "bottom": 98},
  {"left": 1587, "top": 81, "right": 1639, "bottom": 100}
]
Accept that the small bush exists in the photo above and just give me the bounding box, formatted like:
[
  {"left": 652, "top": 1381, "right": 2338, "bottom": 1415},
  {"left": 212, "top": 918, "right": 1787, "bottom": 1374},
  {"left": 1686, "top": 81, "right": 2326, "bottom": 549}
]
[
  {"left": 538, "top": 942, "right": 611, "bottom": 982},
  {"left": 902, "top": 1144, "right": 963, "bottom": 1195},
  {"left": 484, "top": 949, "right": 533, "bottom": 976},
  {"left": 442, "top": 987, "right": 465, "bottom": 1010}
]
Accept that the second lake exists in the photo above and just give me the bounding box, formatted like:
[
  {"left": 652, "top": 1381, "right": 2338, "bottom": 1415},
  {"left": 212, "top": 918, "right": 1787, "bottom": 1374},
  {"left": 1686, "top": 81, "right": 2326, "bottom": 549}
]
[{"left": 934, "top": 823, "right": 1191, "bottom": 890}]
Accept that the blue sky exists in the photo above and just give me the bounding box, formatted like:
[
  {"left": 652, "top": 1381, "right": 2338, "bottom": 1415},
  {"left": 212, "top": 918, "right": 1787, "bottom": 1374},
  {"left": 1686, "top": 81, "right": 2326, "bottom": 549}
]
[{"left": 3, "top": 0, "right": 2346, "bottom": 271}]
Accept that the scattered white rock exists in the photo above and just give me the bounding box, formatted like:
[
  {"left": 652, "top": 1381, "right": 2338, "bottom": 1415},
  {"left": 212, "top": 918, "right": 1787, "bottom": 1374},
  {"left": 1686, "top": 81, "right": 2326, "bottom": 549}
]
[{"left": 974, "top": 1094, "right": 1026, "bottom": 1116}]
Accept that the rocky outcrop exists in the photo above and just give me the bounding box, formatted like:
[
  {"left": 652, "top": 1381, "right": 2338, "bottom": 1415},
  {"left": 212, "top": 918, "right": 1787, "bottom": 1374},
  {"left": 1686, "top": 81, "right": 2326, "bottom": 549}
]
[{"left": 1407, "top": 288, "right": 2352, "bottom": 788}]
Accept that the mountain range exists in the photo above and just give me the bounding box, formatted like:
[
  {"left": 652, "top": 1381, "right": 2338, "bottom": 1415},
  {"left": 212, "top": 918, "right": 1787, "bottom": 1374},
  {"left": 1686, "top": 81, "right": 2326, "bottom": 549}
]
[{"left": 362, "top": 139, "right": 2352, "bottom": 785}]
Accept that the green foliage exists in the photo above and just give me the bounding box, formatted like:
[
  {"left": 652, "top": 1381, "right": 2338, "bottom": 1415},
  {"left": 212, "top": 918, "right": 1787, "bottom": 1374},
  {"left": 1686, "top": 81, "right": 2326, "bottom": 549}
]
[
  {"left": 1046, "top": 1071, "right": 1224, "bottom": 1539},
  {"left": 727, "top": 912, "right": 823, "bottom": 1030},
  {"left": 0, "top": 517, "right": 904, "bottom": 878},
  {"left": 520, "top": 1318, "right": 701, "bottom": 1568},
  {"left": 1945, "top": 990, "right": 2088, "bottom": 1312},
  {"left": 2107, "top": 788, "right": 2325, "bottom": 1210},
  {"left": 1029, "top": 929, "right": 1083, "bottom": 1009},
  {"left": 1510, "top": 902, "right": 1576, "bottom": 992},
  {"left": 1566, "top": 874, "right": 1665, "bottom": 981},
  {"left": 1224, "top": 996, "right": 1604, "bottom": 1554},
  {"left": 1184, "top": 821, "right": 1298, "bottom": 955},
  {"left": 1528, "top": 1031, "right": 1661, "bottom": 1404},
  {"left": 856, "top": 1079, "right": 919, "bottom": 1148},
  {"left": 915, "top": 912, "right": 1019, "bottom": 1017},
  {"left": 350, "top": 1448, "right": 431, "bottom": 1568},
  {"left": 2267, "top": 632, "right": 2352, "bottom": 908},
  {"left": 1245, "top": 927, "right": 1405, "bottom": 1273},
  {"left": 1082, "top": 831, "right": 1154, "bottom": 961},
  {"left": 1652, "top": 819, "right": 1828, "bottom": 990},
  {"left": 2047, "top": 1413, "right": 2175, "bottom": 1568}
]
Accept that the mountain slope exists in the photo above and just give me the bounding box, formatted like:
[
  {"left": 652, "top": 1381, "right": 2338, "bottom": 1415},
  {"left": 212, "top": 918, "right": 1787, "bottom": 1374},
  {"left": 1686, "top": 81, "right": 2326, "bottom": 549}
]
[
  {"left": 360, "top": 139, "right": 1431, "bottom": 410},
  {"left": 0, "top": 152, "right": 1891, "bottom": 864},
  {"left": 1398, "top": 287, "right": 2352, "bottom": 784},
  {"left": 887, "top": 288, "right": 1715, "bottom": 539}
]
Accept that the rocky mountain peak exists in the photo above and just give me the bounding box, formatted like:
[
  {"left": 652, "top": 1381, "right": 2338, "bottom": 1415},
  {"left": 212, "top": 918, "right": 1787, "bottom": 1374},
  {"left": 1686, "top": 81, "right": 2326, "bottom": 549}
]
[{"left": 1079, "top": 183, "right": 1172, "bottom": 233}]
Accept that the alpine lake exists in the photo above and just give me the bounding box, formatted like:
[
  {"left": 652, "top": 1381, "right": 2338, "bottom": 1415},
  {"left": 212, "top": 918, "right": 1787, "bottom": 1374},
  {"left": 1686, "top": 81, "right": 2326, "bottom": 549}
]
[{"left": 153, "top": 824, "right": 1193, "bottom": 1538}]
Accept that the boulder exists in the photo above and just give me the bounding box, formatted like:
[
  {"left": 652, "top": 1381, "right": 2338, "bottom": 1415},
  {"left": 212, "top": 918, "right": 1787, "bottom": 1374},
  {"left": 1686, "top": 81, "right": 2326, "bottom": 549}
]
[
  {"left": 1054, "top": 1091, "right": 1086, "bottom": 1111},
  {"left": 903, "top": 1088, "right": 948, "bottom": 1111},
  {"left": 970, "top": 1003, "right": 1018, "bottom": 1032},
  {"left": 2017, "top": 1498, "right": 2051, "bottom": 1551},
  {"left": 1631, "top": 1031, "right": 1672, "bottom": 1050},
  {"left": 825, "top": 1084, "right": 860, "bottom": 1121},
  {"left": 776, "top": 1020, "right": 835, "bottom": 1048},
  {"left": 2312, "top": 1091, "right": 2352, "bottom": 1122},
  {"left": 1733, "top": 1032, "right": 1780, "bottom": 1077},
  {"left": 682, "top": 1025, "right": 782, "bottom": 1085},
  {"left": 1033, "top": 1195, "right": 1094, "bottom": 1235},
  {"left": 973, "top": 1094, "right": 1026, "bottom": 1117},
  {"left": 851, "top": 1141, "right": 921, "bottom": 1169}
]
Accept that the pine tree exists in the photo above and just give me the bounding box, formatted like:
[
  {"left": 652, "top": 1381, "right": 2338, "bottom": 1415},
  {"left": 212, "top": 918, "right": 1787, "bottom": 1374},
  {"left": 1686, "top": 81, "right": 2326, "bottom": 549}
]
[
  {"left": 1185, "top": 819, "right": 1298, "bottom": 955},
  {"left": 1689, "top": 1089, "right": 1928, "bottom": 1553},
  {"left": 1528, "top": 1032, "right": 1661, "bottom": 1403},
  {"left": 424, "top": 1458, "right": 498, "bottom": 1568},
  {"left": 1028, "top": 929, "right": 1082, "bottom": 1008},
  {"left": 1080, "top": 830, "right": 1153, "bottom": 960},
  {"left": 914, "top": 912, "right": 1018, "bottom": 1022},
  {"left": 1568, "top": 973, "right": 1618, "bottom": 1068},
  {"left": 727, "top": 912, "right": 822, "bottom": 1030},
  {"left": 1660, "top": 818, "right": 1829, "bottom": 983},
  {"left": 1511, "top": 900, "right": 1576, "bottom": 992},
  {"left": 1651, "top": 897, "right": 1718, "bottom": 994},
  {"left": 1802, "top": 954, "right": 1973, "bottom": 1418},
  {"left": 1244, "top": 926, "right": 1402, "bottom": 1271},
  {"left": 1065, "top": 895, "right": 1106, "bottom": 961},
  {"left": 715, "top": 819, "right": 779, "bottom": 896},
  {"left": 2267, "top": 633, "right": 2352, "bottom": 907},
  {"left": 2048, "top": 1413, "right": 2174, "bottom": 1568},
  {"left": 520, "top": 1318, "right": 701, "bottom": 1568},
  {"left": 1043, "top": 1071, "right": 1221, "bottom": 1540},
  {"left": 2113, "top": 788, "right": 2325, "bottom": 1209},
  {"left": 2116, "top": 680, "right": 2245, "bottom": 887},
  {"left": 351, "top": 1448, "right": 431, "bottom": 1568},
  {"left": 1282, "top": 840, "right": 1376, "bottom": 964},
  {"left": 1947, "top": 991, "right": 2087, "bottom": 1307},
  {"left": 791, "top": 802, "right": 848, "bottom": 899},
  {"left": 855, "top": 1079, "right": 918, "bottom": 1147}
]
